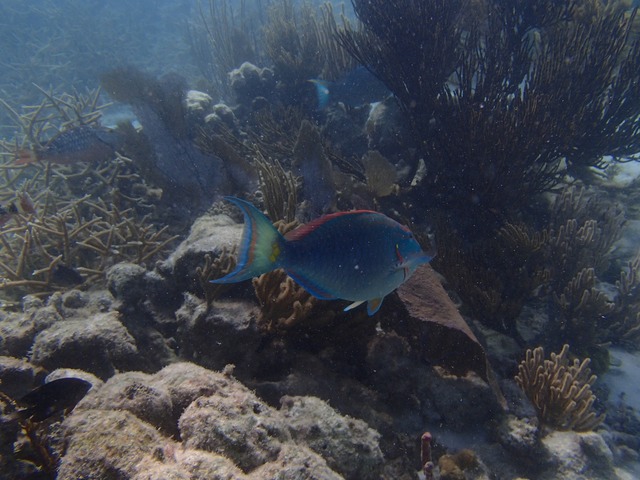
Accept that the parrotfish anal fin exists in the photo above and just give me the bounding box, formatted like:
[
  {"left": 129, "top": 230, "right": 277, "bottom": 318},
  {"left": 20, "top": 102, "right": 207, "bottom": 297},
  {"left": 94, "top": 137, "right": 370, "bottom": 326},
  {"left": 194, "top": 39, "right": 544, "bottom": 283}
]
[
  {"left": 211, "top": 197, "right": 284, "bottom": 284},
  {"left": 285, "top": 210, "right": 378, "bottom": 241},
  {"left": 343, "top": 298, "right": 383, "bottom": 315},
  {"left": 286, "top": 269, "right": 337, "bottom": 300},
  {"left": 367, "top": 298, "right": 384, "bottom": 316},
  {"left": 344, "top": 300, "right": 365, "bottom": 312}
]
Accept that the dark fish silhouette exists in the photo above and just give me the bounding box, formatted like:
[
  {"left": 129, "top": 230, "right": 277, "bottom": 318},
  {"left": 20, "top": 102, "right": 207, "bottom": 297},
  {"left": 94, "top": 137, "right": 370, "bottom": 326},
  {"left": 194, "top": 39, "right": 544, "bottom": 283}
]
[
  {"left": 0, "top": 202, "right": 18, "bottom": 227},
  {"left": 50, "top": 264, "right": 84, "bottom": 286},
  {"left": 0, "top": 193, "right": 36, "bottom": 228},
  {"left": 16, "top": 125, "right": 124, "bottom": 165},
  {"left": 17, "top": 377, "right": 92, "bottom": 422}
]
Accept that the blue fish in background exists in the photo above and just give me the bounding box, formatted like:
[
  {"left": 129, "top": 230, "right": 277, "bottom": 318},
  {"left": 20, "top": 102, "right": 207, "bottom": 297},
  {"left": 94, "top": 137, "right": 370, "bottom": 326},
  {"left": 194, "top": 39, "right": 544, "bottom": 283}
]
[
  {"left": 212, "top": 197, "right": 432, "bottom": 315},
  {"left": 310, "top": 66, "right": 389, "bottom": 109}
]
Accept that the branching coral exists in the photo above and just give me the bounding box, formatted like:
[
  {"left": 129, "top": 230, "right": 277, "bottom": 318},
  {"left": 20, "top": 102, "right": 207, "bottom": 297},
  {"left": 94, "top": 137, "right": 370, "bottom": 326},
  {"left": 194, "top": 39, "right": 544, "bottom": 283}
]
[
  {"left": 254, "top": 152, "right": 298, "bottom": 224},
  {"left": 264, "top": 0, "right": 354, "bottom": 109},
  {"left": 195, "top": 247, "right": 238, "bottom": 307},
  {"left": 434, "top": 185, "right": 626, "bottom": 362},
  {"left": 339, "top": 0, "right": 640, "bottom": 227},
  {"left": 515, "top": 344, "right": 605, "bottom": 432},
  {"left": 0, "top": 195, "right": 176, "bottom": 297},
  {"left": 252, "top": 269, "right": 317, "bottom": 333},
  {"left": 0, "top": 87, "right": 176, "bottom": 299},
  {"left": 609, "top": 253, "right": 640, "bottom": 349},
  {"left": 188, "top": 0, "right": 265, "bottom": 99},
  {"left": 433, "top": 220, "right": 548, "bottom": 338}
]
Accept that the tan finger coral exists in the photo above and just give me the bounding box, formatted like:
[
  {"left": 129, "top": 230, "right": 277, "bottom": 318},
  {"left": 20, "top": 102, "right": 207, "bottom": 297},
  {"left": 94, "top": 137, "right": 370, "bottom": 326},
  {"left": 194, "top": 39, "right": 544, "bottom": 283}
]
[{"left": 515, "top": 344, "right": 605, "bottom": 432}]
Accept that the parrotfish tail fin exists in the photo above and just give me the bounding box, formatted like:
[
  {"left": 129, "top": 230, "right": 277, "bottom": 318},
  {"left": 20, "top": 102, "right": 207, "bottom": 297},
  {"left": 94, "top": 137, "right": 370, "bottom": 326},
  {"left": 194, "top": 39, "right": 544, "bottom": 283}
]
[
  {"left": 309, "top": 79, "right": 330, "bottom": 110},
  {"left": 15, "top": 149, "right": 37, "bottom": 165},
  {"left": 343, "top": 297, "right": 384, "bottom": 316},
  {"left": 211, "top": 197, "right": 284, "bottom": 284}
]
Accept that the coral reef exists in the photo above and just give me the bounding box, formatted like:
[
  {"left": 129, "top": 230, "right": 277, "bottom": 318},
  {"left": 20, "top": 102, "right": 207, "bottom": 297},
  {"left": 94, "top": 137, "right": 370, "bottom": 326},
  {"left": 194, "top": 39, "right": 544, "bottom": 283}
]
[
  {"left": 252, "top": 269, "right": 319, "bottom": 333},
  {"left": 515, "top": 344, "right": 605, "bottom": 432},
  {"left": 339, "top": 0, "right": 640, "bottom": 221},
  {"left": 43, "top": 362, "right": 385, "bottom": 479},
  {"left": 189, "top": 0, "right": 265, "bottom": 100},
  {"left": 101, "top": 67, "right": 228, "bottom": 206}
]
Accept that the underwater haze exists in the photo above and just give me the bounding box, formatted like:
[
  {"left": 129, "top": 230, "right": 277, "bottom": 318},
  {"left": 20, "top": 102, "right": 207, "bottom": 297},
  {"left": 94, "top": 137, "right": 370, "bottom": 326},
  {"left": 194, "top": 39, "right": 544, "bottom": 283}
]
[{"left": 1, "top": 1, "right": 640, "bottom": 479}]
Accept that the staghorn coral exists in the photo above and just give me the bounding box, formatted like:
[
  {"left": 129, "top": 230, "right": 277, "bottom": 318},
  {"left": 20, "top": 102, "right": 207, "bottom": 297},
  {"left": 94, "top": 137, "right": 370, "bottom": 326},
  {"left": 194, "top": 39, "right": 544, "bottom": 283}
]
[
  {"left": 0, "top": 87, "right": 175, "bottom": 300},
  {"left": 515, "top": 344, "right": 605, "bottom": 433},
  {"left": 0, "top": 195, "right": 176, "bottom": 297}
]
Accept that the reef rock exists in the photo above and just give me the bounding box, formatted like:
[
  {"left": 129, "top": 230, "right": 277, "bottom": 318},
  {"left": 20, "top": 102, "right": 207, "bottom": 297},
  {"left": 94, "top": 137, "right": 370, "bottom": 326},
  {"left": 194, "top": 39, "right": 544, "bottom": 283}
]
[
  {"left": 387, "top": 265, "right": 506, "bottom": 414},
  {"left": 280, "top": 395, "right": 384, "bottom": 480},
  {"left": 185, "top": 90, "right": 213, "bottom": 114},
  {"left": 29, "top": 311, "right": 140, "bottom": 379},
  {"left": 247, "top": 443, "right": 344, "bottom": 480},
  {"left": 58, "top": 409, "right": 166, "bottom": 480},
  {"left": 229, "top": 62, "right": 276, "bottom": 106},
  {"left": 176, "top": 294, "right": 261, "bottom": 374},
  {"left": 494, "top": 414, "right": 542, "bottom": 462},
  {"left": 77, "top": 371, "right": 175, "bottom": 435},
  {"left": 133, "top": 447, "right": 247, "bottom": 480},
  {"left": 162, "top": 213, "right": 243, "bottom": 294},
  {"left": 179, "top": 380, "right": 291, "bottom": 472},
  {"left": 365, "top": 97, "right": 412, "bottom": 156},
  {"left": 0, "top": 305, "right": 60, "bottom": 358},
  {"left": 0, "top": 356, "right": 45, "bottom": 399},
  {"left": 539, "top": 430, "right": 619, "bottom": 480}
]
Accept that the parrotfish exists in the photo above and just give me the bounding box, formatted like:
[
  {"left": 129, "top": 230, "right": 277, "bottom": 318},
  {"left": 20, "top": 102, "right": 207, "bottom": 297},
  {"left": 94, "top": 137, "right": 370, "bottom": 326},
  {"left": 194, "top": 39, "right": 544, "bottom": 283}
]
[
  {"left": 212, "top": 197, "right": 432, "bottom": 315},
  {"left": 310, "top": 66, "right": 390, "bottom": 109},
  {"left": 15, "top": 125, "right": 124, "bottom": 165}
]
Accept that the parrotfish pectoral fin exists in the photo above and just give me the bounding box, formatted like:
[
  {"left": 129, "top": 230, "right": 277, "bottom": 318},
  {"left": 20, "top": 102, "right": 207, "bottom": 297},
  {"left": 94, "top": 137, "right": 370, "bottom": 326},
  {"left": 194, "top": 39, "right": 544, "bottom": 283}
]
[
  {"left": 211, "top": 197, "right": 284, "bottom": 284},
  {"left": 344, "top": 300, "right": 365, "bottom": 312}
]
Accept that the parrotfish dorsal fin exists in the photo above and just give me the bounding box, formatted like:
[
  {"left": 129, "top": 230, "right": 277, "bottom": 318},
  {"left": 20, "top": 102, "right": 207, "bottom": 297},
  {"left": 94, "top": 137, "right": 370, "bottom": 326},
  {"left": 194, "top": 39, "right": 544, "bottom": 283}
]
[
  {"left": 285, "top": 210, "right": 378, "bottom": 242},
  {"left": 211, "top": 197, "right": 284, "bottom": 284}
]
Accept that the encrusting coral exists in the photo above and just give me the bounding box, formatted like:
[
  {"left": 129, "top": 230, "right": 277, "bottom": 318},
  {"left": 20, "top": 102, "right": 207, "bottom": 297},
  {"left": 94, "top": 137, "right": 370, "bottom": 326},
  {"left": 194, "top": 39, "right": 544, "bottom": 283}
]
[{"left": 515, "top": 344, "right": 605, "bottom": 432}]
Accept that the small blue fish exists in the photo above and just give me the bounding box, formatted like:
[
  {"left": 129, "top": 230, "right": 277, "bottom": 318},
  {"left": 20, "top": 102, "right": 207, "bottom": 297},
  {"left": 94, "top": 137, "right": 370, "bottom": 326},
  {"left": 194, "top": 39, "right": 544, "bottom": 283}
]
[
  {"left": 212, "top": 197, "right": 432, "bottom": 315},
  {"left": 310, "top": 66, "right": 390, "bottom": 109}
]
